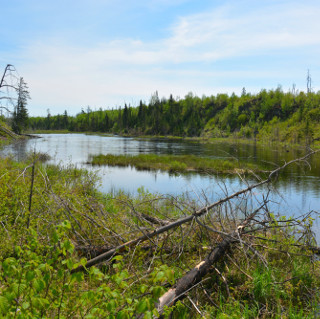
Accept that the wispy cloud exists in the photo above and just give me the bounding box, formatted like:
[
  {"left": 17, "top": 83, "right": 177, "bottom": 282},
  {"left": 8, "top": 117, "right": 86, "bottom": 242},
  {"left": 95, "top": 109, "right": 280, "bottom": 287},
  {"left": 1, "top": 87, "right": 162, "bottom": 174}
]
[
  {"left": 6, "top": 0, "right": 320, "bottom": 115},
  {"left": 165, "top": 2, "right": 320, "bottom": 61}
]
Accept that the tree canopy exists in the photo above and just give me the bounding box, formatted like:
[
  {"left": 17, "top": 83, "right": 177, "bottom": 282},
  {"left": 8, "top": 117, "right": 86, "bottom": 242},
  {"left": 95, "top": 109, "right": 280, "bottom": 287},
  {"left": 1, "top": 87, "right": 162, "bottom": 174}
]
[{"left": 29, "top": 88, "right": 320, "bottom": 143}]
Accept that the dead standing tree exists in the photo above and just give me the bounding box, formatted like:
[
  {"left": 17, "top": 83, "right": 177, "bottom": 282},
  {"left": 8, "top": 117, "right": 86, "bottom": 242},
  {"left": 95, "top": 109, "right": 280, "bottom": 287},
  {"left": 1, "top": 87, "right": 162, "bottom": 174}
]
[
  {"left": 0, "top": 64, "right": 20, "bottom": 138},
  {"left": 0, "top": 64, "right": 19, "bottom": 112}
]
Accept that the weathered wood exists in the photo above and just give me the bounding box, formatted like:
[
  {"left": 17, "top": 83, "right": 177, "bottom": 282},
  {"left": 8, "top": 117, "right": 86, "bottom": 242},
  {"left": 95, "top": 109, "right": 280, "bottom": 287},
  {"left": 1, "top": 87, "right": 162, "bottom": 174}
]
[
  {"left": 157, "top": 237, "right": 233, "bottom": 315},
  {"left": 156, "top": 205, "right": 264, "bottom": 316}
]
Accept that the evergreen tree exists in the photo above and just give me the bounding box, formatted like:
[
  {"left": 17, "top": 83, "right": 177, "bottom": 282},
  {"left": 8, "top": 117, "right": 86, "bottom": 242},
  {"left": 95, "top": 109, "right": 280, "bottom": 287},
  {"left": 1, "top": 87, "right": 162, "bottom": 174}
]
[
  {"left": 12, "top": 77, "right": 30, "bottom": 134},
  {"left": 63, "top": 110, "right": 69, "bottom": 129},
  {"left": 123, "top": 104, "right": 129, "bottom": 130}
]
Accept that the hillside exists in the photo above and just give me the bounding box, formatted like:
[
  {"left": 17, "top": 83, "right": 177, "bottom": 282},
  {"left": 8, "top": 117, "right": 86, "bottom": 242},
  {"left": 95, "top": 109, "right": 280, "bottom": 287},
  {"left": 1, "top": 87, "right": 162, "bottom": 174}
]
[{"left": 29, "top": 88, "right": 320, "bottom": 144}]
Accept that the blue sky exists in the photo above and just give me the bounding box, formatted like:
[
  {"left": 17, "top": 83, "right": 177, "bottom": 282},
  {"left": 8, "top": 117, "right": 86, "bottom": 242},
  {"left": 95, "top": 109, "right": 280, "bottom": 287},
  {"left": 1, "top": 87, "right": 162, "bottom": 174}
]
[{"left": 1, "top": 0, "right": 320, "bottom": 116}]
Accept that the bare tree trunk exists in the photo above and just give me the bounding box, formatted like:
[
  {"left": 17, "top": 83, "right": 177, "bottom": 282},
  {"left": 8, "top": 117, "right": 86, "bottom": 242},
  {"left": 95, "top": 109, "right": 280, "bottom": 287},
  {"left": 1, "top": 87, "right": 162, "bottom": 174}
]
[
  {"left": 157, "top": 237, "right": 232, "bottom": 315},
  {"left": 156, "top": 205, "right": 262, "bottom": 316}
]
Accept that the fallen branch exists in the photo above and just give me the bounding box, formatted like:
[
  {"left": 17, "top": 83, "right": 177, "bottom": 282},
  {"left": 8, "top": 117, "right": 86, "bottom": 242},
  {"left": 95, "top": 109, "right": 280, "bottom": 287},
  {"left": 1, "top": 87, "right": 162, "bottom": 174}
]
[
  {"left": 156, "top": 205, "right": 264, "bottom": 315},
  {"left": 71, "top": 150, "right": 318, "bottom": 273},
  {"left": 0, "top": 125, "right": 19, "bottom": 139}
]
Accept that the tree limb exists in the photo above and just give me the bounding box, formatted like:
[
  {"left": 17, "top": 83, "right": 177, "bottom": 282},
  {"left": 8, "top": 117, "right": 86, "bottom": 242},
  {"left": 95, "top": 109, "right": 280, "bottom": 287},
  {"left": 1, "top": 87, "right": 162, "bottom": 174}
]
[{"left": 71, "top": 150, "right": 318, "bottom": 273}]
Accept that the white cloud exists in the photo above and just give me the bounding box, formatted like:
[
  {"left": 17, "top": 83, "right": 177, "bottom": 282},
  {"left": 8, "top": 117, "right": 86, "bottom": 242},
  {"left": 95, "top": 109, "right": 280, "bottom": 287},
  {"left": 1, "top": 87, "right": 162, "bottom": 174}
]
[
  {"left": 165, "top": 2, "right": 320, "bottom": 62},
  {"left": 13, "top": 1, "right": 320, "bottom": 115}
]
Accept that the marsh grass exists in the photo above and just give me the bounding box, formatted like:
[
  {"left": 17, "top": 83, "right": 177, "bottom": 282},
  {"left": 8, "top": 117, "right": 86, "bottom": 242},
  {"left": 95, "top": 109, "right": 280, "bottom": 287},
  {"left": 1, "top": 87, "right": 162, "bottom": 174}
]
[{"left": 89, "top": 153, "right": 264, "bottom": 174}]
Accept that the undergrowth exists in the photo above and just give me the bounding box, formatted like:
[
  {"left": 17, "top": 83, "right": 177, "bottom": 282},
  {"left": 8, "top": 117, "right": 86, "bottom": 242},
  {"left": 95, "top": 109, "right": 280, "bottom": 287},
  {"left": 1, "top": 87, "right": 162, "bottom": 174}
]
[{"left": 0, "top": 156, "right": 319, "bottom": 318}]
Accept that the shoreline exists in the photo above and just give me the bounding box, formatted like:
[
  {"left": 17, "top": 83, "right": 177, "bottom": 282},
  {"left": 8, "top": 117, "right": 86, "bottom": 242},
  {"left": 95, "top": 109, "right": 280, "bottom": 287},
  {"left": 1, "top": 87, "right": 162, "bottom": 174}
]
[{"left": 26, "top": 129, "right": 320, "bottom": 150}]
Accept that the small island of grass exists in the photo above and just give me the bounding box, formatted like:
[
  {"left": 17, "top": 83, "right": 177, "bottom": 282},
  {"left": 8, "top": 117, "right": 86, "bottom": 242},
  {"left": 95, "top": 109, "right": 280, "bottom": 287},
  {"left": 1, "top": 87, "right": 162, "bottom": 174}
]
[{"left": 89, "top": 153, "right": 264, "bottom": 174}]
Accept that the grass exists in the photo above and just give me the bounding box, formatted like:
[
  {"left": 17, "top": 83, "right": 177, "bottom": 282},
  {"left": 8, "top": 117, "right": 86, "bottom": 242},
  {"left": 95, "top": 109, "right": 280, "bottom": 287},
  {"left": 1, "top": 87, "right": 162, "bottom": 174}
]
[
  {"left": 26, "top": 129, "right": 71, "bottom": 134},
  {"left": 89, "top": 153, "right": 264, "bottom": 174}
]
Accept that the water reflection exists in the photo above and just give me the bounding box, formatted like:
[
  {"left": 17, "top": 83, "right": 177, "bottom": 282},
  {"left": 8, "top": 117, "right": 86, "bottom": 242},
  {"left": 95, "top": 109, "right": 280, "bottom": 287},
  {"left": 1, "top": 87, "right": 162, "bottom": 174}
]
[{"left": 1, "top": 134, "right": 320, "bottom": 220}]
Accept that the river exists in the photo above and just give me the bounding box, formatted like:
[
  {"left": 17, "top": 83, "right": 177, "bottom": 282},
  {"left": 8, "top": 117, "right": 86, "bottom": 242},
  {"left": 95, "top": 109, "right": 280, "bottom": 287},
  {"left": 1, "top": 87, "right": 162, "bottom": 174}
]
[{"left": 1, "top": 133, "right": 320, "bottom": 238}]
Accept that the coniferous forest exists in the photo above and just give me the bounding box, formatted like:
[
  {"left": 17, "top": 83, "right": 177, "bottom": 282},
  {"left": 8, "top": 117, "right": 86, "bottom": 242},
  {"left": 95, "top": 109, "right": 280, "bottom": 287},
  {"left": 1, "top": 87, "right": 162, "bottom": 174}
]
[{"left": 29, "top": 88, "right": 320, "bottom": 143}]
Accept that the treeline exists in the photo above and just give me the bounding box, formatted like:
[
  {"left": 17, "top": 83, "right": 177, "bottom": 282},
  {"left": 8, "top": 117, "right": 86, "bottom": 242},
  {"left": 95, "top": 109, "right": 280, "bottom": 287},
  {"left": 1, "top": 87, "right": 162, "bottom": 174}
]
[{"left": 29, "top": 88, "right": 320, "bottom": 142}]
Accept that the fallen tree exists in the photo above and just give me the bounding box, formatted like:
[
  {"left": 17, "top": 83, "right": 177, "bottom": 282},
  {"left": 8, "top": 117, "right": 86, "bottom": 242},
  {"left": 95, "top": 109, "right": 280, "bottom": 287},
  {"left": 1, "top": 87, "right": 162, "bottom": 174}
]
[
  {"left": 155, "top": 204, "right": 265, "bottom": 315},
  {"left": 72, "top": 149, "right": 318, "bottom": 273}
]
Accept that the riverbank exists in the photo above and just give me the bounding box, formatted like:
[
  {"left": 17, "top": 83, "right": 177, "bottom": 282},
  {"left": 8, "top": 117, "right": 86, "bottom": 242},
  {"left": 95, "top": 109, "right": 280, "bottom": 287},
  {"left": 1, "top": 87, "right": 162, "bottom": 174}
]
[
  {"left": 0, "top": 155, "right": 319, "bottom": 317},
  {"left": 0, "top": 125, "right": 30, "bottom": 148},
  {"left": 89, "top": 153, "right": 265, "bottom": 174}
]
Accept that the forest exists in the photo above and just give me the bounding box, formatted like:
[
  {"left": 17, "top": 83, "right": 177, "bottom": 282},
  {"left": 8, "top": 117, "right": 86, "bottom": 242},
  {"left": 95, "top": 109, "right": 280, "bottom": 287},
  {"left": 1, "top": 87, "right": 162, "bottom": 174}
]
[{"left": 28, "top": 87, "right": 320, "bottom": 143}]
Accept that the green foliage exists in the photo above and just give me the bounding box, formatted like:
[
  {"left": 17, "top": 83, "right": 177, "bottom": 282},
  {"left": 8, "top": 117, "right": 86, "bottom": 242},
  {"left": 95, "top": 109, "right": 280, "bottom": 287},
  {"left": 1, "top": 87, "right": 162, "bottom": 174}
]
[
  {"left": 0, "top": 221, "right": 168, "bottom": 318},
  {"left": 28, "top": 88, "right": 320, "bottom": 144},
  {"left": 12, "top": 77, "right": 30, "bottom": 134}
]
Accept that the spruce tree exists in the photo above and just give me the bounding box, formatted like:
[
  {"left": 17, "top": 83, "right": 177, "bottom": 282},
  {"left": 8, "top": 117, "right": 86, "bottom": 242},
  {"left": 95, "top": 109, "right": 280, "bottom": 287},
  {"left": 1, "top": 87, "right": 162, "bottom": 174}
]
[{"left": 12, "top": 77, "right": 30, "bottom": 134}]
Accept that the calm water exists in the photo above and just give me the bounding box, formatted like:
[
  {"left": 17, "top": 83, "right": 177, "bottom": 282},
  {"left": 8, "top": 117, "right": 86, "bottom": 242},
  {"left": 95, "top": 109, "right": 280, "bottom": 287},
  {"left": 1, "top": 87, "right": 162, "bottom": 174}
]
[{"left": 1, "top": 133, "right": 320, "bottom": 237}]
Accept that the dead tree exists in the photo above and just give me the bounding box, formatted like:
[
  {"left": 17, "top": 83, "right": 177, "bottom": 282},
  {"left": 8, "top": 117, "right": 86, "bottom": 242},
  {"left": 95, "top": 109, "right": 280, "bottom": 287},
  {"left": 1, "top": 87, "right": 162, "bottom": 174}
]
[{"left": 0, "top": 64, "right": 19, "bottom": 113}]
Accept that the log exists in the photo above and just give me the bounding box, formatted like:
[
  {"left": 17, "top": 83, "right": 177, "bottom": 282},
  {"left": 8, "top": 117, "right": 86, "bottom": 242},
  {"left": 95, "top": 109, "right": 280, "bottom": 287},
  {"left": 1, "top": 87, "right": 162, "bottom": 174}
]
[
  {"left": 0, "top": 125, "right": 19, "bottom": 139},
  {"left": 157, "top": 236, "right": 233, "bottom": 315},
  {"left": 156, "top": 206, "right": 263, "bottom": 316}
]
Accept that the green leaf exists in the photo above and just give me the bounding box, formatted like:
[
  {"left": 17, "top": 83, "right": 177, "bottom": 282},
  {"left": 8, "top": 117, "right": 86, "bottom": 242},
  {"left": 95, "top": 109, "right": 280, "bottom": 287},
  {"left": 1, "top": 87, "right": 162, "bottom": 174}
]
[
  {"left": 117, "top": 310, "right": 129, "bottom": 319},
  {"left": 143, "top": 311, "right": 152, "bottom": 319},
  {"left": 22, "top": 301, "right": 30, "bottom": 310},
  {"left": 126, "top": 298, "right": 132, "bottom": 305},
  {"left": 152, "top": 286, "right": 164, "bottom": 298},
  {"left": 112, "top": 255, "right": 123, "bottom": 261},
  {"left": 33, "top": 279, "right": 45, "bottom": 292},
  {"left": 71, "top": 272, "right": 84, "bottom": 283},
  {"left": 136, "top": 300, "right": 148, "bottom": 313},
  {"left": 140, "top": 284, "right": 148, "bottom": 293},
  {"left": 106, "top": 300, "right": 117, "bottom": 312},
  {"left": 52, "top": 230, "right": 59, "bottom": 244},
  {"left": 154, "top": 271, "right": 165, "bottom": 282},
  {"left": 14, "top": 246, "right": 22, "bottom": 256},
  {"left": 26, "top": 270, "right": 36, "bottom": 282},
  {"left": 12, "top": 283, "right": 27, "bottom": 297},
  {"left": 165, "top": 269, "right": 175, "bottom": 285},
  {"left": 62, "top": 220, "right": 71, "bottom": 229},
  {"left": 66, "top": 258, "right": 74, "bottom": 270},
  {"left": 0, "top": 296, "right": 9, "bottom": 314}
]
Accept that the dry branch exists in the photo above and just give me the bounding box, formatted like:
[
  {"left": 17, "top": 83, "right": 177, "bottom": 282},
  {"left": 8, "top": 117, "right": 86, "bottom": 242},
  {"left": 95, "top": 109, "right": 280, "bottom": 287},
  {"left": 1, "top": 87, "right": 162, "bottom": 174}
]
[
  {"left": 71, "top": 150, "right": 318, "bottom": 274},
  {"left": 156, "top": 204, "right": 264, "bottom": 315}
]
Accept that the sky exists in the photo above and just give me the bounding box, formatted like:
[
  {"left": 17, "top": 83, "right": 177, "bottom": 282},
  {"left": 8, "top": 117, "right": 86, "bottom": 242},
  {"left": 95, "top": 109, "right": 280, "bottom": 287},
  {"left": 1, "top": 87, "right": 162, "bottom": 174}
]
[{"left": 1, "top": 0, "right": 320, "bottom": 116}]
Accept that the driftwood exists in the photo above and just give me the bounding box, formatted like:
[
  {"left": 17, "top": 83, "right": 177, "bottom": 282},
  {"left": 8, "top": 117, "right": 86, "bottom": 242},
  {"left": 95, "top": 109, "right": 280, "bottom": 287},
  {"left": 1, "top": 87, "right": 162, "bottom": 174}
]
[{"left": 71, "top": 150, "right": 318, "bottom": 275}]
